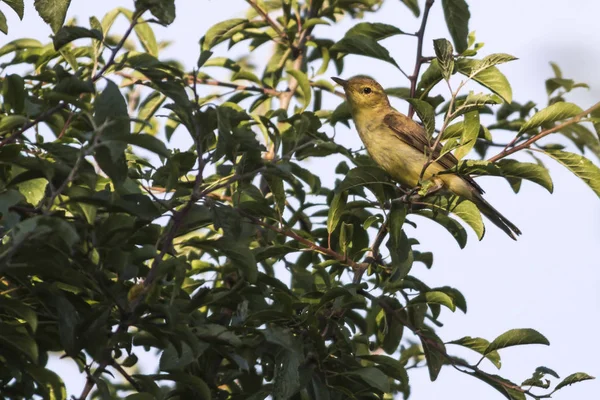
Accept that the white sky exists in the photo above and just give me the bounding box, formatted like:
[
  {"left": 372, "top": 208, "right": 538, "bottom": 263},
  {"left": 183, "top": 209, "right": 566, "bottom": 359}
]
[{"left": 2, "top": 0, "right": 598, "bottom": 399}]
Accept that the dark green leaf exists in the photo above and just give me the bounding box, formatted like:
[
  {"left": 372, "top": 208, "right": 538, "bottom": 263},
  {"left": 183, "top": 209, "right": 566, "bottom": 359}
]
[
  {"left": 553, "top": 372, "right": 595, "bottom": 392},
  {"left": 447, "top": 336, "right": 501, "bottom": 369},
  {"left": 400, "top": 0, "right": 420, "bottom": 17},
  {"left": 485, "top": 328, "right": 550, "bottom": 354},
  {"left": 406, "top": 98, "right": 435, "bottom": 136},
  {"left": 544, "top": 149, "right": 600, "bottom": 197},
  {"left": 53, "top": 26, "right": 103, "bottom": 50},
  {"left": 433, "top": 38, "right": 454, "bottom": 81},
  {"left": 287, "top": 69, "right": 311, "bottom": 112},
  {"left": 457, "top": 59, "right": 513, "bottom": 103},
  {"left": 2, "top": 74, "right": 25, "bottom": 113},
  {"left": 202, "top": 18, "right": 247, "bottom": 51},
  {"left": 327, "top": 191, "right": 347, "bottom": 234},
  {"left": 331, "top": 35, "right": 400, "bottom": 69},
  {"left": 347, "top": 367, "right": 390, "bottom": 393},
  {"left": 3, "top": 0, "right": 24, "bottom": 20},
  {"left": 454, "top": 111, "right": 479, "bottom": 160},
  {"left": 519, "top": 102, "right": 583, "bottom": 133},
  {"left": 34, "top": 0, "right": 71, "bottom": 33},
  {"left": 441, "top": 0, "right": 470, "bottom": 53},
  {"left": 345, "top": 22, "right": 404, "bottom": 40}
]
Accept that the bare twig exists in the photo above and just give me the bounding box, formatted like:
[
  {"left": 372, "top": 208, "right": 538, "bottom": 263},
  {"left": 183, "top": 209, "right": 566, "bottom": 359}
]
[
  {"left": 111, "top": 360, "right": 143, "bottom": 392},
  {"left": 240, "top": 209, "right": 367, "bottom": 272},
  {"left": 408, "top": 0, "right": 435, "bottom": 118},
  {"left": 191, "top": 77, "right": 281, "bottom": 96},
  {"left": 0, "top": 102, "right": 68, "bottom": 148},
  {"left": 92, "top": 9, "right": 143, "bottom": 82},
  {"left": 488, "top": 101, "right": 600, "bottom": 163}
]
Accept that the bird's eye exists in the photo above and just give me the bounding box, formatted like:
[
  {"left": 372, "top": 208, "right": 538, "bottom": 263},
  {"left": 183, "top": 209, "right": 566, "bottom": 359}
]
[{"left": 362, "top": 87, "right": 372, "bottom": 94}]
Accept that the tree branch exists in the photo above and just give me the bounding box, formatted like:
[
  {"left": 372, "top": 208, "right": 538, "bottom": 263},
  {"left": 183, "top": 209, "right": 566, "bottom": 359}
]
[
  {"left": 240, "top": 209, "right": 367, "bottom": 272},
  {"left": 408, "top": 0, "right": 435, "bottom": 118},
  {"left": 358, "top": 289, "right": 553, "bottom": 400},
  {"left": 487, "top": 101, "right": 600, "bottom": 163}
]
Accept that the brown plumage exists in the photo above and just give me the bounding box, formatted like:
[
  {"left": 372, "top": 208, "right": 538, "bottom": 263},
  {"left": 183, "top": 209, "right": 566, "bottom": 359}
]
[{"left": 332, "top": 75, "right": 521, "bottom": 240}]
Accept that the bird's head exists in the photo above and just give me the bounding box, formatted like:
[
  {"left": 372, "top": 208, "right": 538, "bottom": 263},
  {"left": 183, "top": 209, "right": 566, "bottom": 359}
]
[{"left": 331, "top": 75, "right": 390, "bottom": 112}]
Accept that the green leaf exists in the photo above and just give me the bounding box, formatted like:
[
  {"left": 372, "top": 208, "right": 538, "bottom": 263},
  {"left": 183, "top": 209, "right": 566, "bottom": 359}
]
[
  {"left": 553, "top": 372, "right": 595, "bottom": 392},
  {"left": 347, "top": 367, "right": 390, "bottom": 393},
  {"left": 457, "top": 59, "right": 512, "bottom": 103},
  {"left": 417, "top": 60, "right": 443, "bottom": 98},
  {"left": 327, "top": 191, "right": 347, "bottom": 234},
  {"left": 2, "top": 74, "right": 25, "bottom": 113},
  {"left": 25, "top": 364, "right": 67, "bottom": 400},
  {"left": 400, "top": 0, "right": 420, "bottom": 17},
  {"left": 345, "top": 22, "right": 404, "bottom": 40},
  {"left": 137, "top": 0, "right": 176, "bottom": 25},
  {"left": 0, "top": 10, "right": 7, "bottom": 34},
  {"left": 454, "top": 111, "right": 479, "bottom": 160},
  {"left": 53, "top": 26, "right": 103, "bottom": 50},
  {"left": 415, "top": 210, "right": 467, "bottom": 248},
  {"left": 202, "top": 18, "right": 247, "bottom": 51},
  {"left": 406, "top": 98, "right": 435, "bottom": 136},
  {"left": 0, "top": 296, "right": 38, "bottom": 332},
  {"left": 286, "top": 69, "right": 311, "bottom": 112},
  {"left": 94, "top": 79, "right": 129, "bottom": 185},
  {"left": 273, "top": 349, "right": 302, "bottom": 399},
  {"left": 519, "top": 102, "right": 583, "bottom": 133},
  {"left": 485, "top": 328, "right": 550, "bottom": 354},
  {"left": 34, "top": 0, "right": 71, "bottom": 33},
  {"left": 454, "top": 159, "right": 553, "bottom": 193},
  {"left": 386, "top": 204, "right": 413, "bottom": 280},
  {"left": 433, "top": 38, "right": 454, "bottom": 81},
  {"left": 3, "top": 0, "right": 24, "bottom": 20},
  {"left": 420, "top": 331, "right": 446, "bottom": 381},
  {"left": 94, "top": 79, "right": 130, "bottom": 138},
  {"left": 447, "top": 336, "right": 501, "bottom": 369},
  {"left": 453, "top": 91, "right": 501, "bottom": 117},
  {"left": 337, "top": 166, "right": 390, "bottom": 203},
  {"left": 591, "top": 107, "right": 600, "bottom": 139},
  {"left": 468, "top": 370, "right": 525, "bottom": 400},
  {"left": 214, "top": 239, "right": 258, "bottom": 283},
  {"left": 126, "top": 134, "right": 170, "bottom": 158},
  {"left": 441, "top": 0, "right": 470, "bottom": 53},
  {"left": 411, "top": 291, "right": 456, "bottom": 311},
  {"left": 0, "top": 115, "right": 28, "bottom": 133},
  {"left": 331, "top": 35, "right": 401, "bottom": 70},
  {"left": 544, "top": 149, "right": 600, "bottom": 197},
  {"left": 423, "top": 197, "right": 485, "bottom": 240},
  {"left": 0, "top": 323, "right": 38, "bottom": 361},
  {"left": 0, "top": 38, "right": 42, "bottom": 57},
  {"left": 133, "top": 17, "right": 158, "bottom": 56}
]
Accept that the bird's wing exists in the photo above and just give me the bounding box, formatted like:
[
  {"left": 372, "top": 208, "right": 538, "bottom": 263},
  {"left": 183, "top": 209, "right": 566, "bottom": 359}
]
[{"left": 383, "top": 111, "right": 484, "bottom": 194}]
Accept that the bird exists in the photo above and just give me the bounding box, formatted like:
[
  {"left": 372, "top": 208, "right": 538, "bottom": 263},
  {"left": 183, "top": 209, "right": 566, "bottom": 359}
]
[{"left": 331, "top": 75, "right": 521, "bottom": 240}]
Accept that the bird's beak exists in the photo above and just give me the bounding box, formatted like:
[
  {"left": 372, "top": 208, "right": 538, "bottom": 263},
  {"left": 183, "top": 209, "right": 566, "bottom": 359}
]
[{"left": 331, "top": 77, "right": 348, "bottom": 89}]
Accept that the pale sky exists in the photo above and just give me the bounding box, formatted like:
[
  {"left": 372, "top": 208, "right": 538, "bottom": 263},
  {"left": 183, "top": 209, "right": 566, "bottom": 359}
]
[{"left": 3, "top": 0, "right": 598, "bottom": 399}]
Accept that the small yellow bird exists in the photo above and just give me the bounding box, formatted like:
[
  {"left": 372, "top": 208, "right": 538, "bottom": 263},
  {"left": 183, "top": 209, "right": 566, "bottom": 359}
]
[{"left": 332, "top": 76, "right": 521, "bottom": 240}]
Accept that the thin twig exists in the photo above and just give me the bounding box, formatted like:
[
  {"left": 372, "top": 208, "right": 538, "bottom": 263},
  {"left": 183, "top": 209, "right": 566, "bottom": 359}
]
[
  {"left": 111, "top": 360, "right": 143, "bottom": 392},
  {"left": 247, "top": 0, "right": 289, "bottom": 43},
  {"left": 240, "top": 209, "right": 367, "bottom": 272},
  {"left": 487, "top": 101, "right": 600, "bottom": 163},
  {"left": 91, "top": 9, "right": 143, "bottom": 82},
  {"left": 408, "top": 0, "right": 435, "bottom": 118},
  {"left": 0, "top": 103, "right": 68, "bottom": 148}
]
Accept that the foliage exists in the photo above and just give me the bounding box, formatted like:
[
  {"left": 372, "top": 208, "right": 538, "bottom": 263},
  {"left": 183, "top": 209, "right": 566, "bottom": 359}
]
[{"left": 0, "top": 0, "right": 597, "bottom": 399}]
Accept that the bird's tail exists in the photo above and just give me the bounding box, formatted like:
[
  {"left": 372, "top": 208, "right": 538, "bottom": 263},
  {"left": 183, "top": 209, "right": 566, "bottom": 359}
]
[{"left": 473, "top": 192, "right": 522, "bottom": 240}]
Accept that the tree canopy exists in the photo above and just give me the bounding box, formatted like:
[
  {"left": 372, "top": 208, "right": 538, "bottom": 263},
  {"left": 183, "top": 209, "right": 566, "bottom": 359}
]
[{"left": 0, "top": 0, "right": 597, "bottom": 399}]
